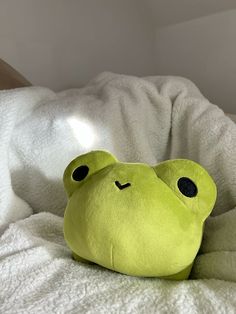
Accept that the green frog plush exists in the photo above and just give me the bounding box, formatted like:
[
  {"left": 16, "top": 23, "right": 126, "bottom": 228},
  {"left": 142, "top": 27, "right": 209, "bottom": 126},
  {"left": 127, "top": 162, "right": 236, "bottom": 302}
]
[{"left": 63, "top": 150, "right": 217, "bottom": 280}]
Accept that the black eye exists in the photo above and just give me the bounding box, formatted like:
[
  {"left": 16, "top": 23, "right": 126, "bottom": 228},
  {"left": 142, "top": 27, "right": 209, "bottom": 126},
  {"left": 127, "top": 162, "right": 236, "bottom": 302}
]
[
  {"left": 177, "top": 177, "right": 198, "bottom": 198},
  {"left": 72, "top": 165, "right": 89, "bottom": 181}
]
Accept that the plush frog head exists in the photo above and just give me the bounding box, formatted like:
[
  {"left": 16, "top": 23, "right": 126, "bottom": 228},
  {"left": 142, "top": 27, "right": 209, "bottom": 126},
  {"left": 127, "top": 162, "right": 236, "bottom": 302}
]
[{"left": 63, "top": 150, "right": 217, "bottom": 280}]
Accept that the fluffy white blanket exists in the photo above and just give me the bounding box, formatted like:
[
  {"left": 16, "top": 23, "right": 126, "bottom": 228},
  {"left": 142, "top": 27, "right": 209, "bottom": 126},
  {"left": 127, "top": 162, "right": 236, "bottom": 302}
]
[{"left": 0, "top": 73, "right": 236, "bottom": 312}]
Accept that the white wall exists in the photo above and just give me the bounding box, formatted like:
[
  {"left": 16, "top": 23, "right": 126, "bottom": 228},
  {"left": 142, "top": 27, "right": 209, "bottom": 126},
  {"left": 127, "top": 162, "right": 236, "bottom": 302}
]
[
  {"left": 0, "top": 0, "right": 156, "bottom": 90},
  {"left": 155, "top": 10, "right": 236, "bottom": 114},
  {"left": 1, "top": 1, "right": 235, "bottom": 114},
  {"left": 146, "top": 0, "right": 236, "bottom": 27}
]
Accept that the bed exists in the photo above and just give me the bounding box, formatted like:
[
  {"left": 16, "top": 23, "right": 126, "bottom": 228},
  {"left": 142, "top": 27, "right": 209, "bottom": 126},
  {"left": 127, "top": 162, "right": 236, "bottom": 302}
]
[{"left": 0, "top": 60, "right": 236, "bottom": 313}]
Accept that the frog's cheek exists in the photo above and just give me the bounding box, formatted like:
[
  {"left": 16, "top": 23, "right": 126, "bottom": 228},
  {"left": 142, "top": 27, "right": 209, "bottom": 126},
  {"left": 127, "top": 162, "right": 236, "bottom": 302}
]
[{"left": 63, "top": 205, "right": 81, "bottom": 256}]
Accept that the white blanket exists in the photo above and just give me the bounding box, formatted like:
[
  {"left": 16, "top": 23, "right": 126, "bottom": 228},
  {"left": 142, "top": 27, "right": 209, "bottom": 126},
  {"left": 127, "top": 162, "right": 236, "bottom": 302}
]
[
  {"left": 0, "top": 73, "right": 236, "bottom": 312},
  {"left": 1, "top": 212, "right": 236, "bottom": 313}
]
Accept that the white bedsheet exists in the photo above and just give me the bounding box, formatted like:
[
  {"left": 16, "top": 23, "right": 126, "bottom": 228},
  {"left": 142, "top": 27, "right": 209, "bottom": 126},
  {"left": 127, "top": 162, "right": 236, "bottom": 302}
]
[
  {"left": 1, "top": 212, "right": 236, "bottom": 313},
  {"left": 0, "top": 73, "right": 236, "bottom": 313}
]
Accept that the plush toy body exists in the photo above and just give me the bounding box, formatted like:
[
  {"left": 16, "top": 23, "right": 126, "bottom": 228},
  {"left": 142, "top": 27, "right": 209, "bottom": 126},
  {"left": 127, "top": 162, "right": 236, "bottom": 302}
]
[{"left": 63, "top": 151, "right": 217, "bottom": 280}]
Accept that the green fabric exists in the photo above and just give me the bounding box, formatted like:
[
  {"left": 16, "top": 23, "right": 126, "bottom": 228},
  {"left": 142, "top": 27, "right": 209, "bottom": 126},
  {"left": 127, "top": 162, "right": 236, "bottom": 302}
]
[{"left": 63, "top": 150, "right": 217, "bottom": 280}]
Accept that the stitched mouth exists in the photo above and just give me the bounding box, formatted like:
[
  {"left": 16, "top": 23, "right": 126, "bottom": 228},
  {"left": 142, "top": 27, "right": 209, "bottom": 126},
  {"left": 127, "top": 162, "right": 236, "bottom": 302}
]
[{"left": 115, "top": 181, "right": 131, "bottom": 190}]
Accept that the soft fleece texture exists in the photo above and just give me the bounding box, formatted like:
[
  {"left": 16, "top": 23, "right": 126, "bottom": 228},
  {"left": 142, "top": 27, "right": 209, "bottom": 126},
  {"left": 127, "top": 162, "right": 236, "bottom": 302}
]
[
  {"left": 0, "top": 73, "right": 236, "bottom": 312},
  {"left": 1, "top": 213, "right": 236, "bottom": 313}
]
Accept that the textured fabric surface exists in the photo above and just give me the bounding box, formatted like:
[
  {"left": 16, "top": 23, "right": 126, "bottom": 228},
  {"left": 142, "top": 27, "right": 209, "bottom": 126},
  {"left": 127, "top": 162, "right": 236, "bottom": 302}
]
[
  {"left": 0, "top": 73, "right": 236, "bottom": 312},
  {"left": 1, "top": 212, "right": 236, "bottom": 314}
]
